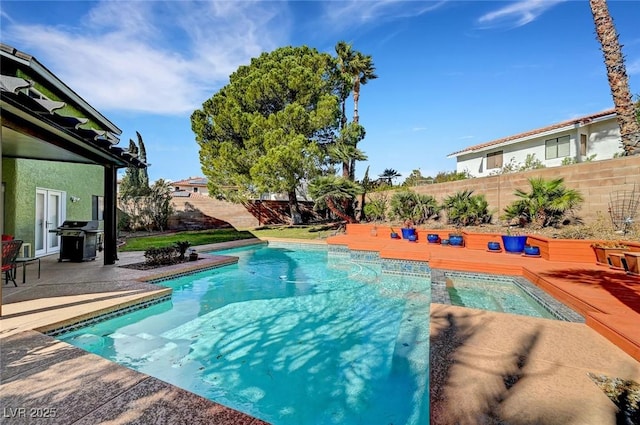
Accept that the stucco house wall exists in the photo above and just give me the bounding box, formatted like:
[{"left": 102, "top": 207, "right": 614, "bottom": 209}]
[
  {"left": 586, "top": 119, "right": 621, "bottom": 159},
  {"left": 2, "top": 158, "right": 103, "bottom": 249},
  {"left": 171, "top": 177, "right": 209, "bottom": 196},
  {"left": 451, "top": 111, "right": 622, "bottom": 178}
]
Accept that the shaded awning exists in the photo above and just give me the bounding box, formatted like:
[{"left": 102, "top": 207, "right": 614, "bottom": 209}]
[
  {"left": 33, "top": 97, "right": 65, "bottom": 113},
  {"left": 0, "top": 75, "right": 31, "bottom": 93}
]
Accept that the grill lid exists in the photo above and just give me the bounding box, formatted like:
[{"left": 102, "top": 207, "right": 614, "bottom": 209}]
[{"left": 58, "top": 220, "right": 100, "bottom": 230}]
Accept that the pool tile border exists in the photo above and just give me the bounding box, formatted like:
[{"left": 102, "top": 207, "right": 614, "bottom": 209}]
[
  {"left": 143, "top": 259, "right": 238, "bottom": 283},
  {"left": 381, "top": 258, "right": 431, "bottom": 277},
  {"left": 330, "top": 246, "right": 431, "bottom": 277},
  {"left": 266, "top": 241, "right": 328, "bottom": 251},
  {"left": 44, "top": 294, "right": 173, "bottom": 337},
  {"left": 349, "top": 249, "right": 381, "bottom": 263}
]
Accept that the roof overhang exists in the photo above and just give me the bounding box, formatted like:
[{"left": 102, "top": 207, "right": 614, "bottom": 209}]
[
  {"left": 1, "top": 44, "right": 145, "bottom": 169},
  {"left": 1, "top": 44, "right": 120, "bottom": 134},
  {"left": 447, "top": 112, "right": 617, "bottom": 159},
  {"left": 1, "top": 96, "right": 144, "bottom": 167}
]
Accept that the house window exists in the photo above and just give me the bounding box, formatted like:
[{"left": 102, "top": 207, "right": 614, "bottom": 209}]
[
  {"left": 92, "top": 195, "right": 104, "bottom": 221},
  {"left": 580, "top": 134, "right": 587, "bottom": 156},
  {"left": 486, "top": 151, "right": 503, "bottom": 169},
  {"left": 193, "top": 187, "right": 198, "bottom": 193},
  {"left": 545, "top": 135, "right": 570, "bottom": 159}
]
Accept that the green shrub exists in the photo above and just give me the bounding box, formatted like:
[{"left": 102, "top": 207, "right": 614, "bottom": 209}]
[
  {"left": 363, "top": 196, "right": 388, "bottom": 221},
  {"left": 144, "top": 247, "right": 177, "bottom": 266},
  {"left": 502, "top": 177, "right": 583, "bottom": 228},
  {"left": 390, "top": 190, "right": 441, "bottom": 224},
  {"left": 442, "top": 190, "right": 492, "bottom": 226},
  {"left": 174, "top": 241, "right": 191, "bottom": 260}
]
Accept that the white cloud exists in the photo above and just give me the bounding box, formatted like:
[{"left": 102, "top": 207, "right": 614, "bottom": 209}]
[
  {"left": 5, "top": 1, "right": 288, "bottom": 115},
  {"left": 478, "top": 0, "right": 566, "bottom": 29},
  {"left": 627, "top": 58, "right": 640, "bottom": 75},
  {"left": 323, "top": 0, "right": 447, "bottom": 30}
]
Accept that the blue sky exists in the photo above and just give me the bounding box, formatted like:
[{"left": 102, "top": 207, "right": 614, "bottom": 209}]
[{"left": 2, "top": 1, "right": 639, "bottom": 183}]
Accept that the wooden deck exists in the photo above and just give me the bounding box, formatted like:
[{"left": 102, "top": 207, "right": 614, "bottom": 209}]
[{"left": 327, "top": 226, "right": 640, "bottom": 362}]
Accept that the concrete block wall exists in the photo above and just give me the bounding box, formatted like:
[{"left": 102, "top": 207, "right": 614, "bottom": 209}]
[
  {"left": 386, "top": 156, "right": 640, "bottom": 224},
  {"left": 171, "top": 195, "right": 259, "bottom": 229},
  {"left": 169, "top": 156, "right": 640, "bottom": 229},
  {"left": 170, "top": 195, "right": 318, "bottom": 229}
]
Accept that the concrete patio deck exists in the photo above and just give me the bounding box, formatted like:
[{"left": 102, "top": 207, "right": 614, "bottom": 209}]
[{"left": 1, "top": 236, "right": 639, "bottom": 424}]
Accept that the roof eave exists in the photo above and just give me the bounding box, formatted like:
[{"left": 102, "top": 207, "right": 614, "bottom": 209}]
[
  {"left": 2, "top": 97, "right": 145, "bottom": 168},
  {"left": 0, "top": 44, "right": 121, "bottom": 135},
  {"left": 448, "top": 112, "right": 617, "bottom": 158}
]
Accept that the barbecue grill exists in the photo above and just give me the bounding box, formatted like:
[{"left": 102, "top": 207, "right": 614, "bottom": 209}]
[{"left": 53, "top": 220, "right": 102, "bottom": 262}]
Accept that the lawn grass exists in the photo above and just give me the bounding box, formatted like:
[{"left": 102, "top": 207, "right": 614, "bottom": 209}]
[
  {"left": 119, "top": 229, "right": 256, "bottom": 251},
  {"left": 119, "top": 224, "right": 340, "bottom": 251},
  {"left": 250, "top": 223, "right": 339, "bottom": 240}
]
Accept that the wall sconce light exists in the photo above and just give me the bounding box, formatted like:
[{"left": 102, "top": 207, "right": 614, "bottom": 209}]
[{"left": 70, "top": 196, "right": 81, "bottom": 203}]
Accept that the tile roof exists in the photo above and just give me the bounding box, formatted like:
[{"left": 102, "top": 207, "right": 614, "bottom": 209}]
[
  {"left": 172, "top": 177, "right": 208, "bottom": 186},
  {"left": 448, "top": 108, "right": 616, "bottom": 157}
]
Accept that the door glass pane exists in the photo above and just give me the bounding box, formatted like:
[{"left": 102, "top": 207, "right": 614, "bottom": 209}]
[
  {"left": 48, "top": 193, "right": 60, "bottom": 249},
  {"left": 35, "top": 192, "right": 45, "bottom": 251}
]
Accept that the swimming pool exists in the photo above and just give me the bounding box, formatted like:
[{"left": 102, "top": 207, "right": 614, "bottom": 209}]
[{"left": 59, "top": 243, "right": 431, "bottom": 425}]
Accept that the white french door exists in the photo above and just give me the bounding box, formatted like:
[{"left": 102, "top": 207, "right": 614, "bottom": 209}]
[{"left": 35, "top": 188, "right": 65, "bottom": 256}]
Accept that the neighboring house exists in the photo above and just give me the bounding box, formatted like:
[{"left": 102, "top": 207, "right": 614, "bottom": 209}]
[
  {"left": 170, "top": 176, "right": 310, "bottom": 201},
  {"left": 172, "top": 177, "right": 209, "bottom": 196},
  {"left": 448, "top": 109, "right": 622, "bottom": 177},
  {"left": 1, "top": 43, "right": 145, "bottom": 265}
]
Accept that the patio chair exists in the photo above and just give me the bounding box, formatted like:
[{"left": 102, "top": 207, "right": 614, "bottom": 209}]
[{"left": 2, "top": 239, "right": 23, "bottom": 287}]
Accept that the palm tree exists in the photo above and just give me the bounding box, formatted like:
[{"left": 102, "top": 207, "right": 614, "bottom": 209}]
[
  {"left": 334, "top": 41, "right": 355, "bottom": 130},
  {"left": 348, "top": 51, "right": 377, "bottom": 179},
  {"left": 335, "top": 41, "right": 378, "bottom": 180},
  {"left": 379, "top": 168, "right": 401, "bottom": 186},
  {"left": 390, "top": 190, "right": 441, "bottom": 224},
  {"left": 590, "top": 0, "right": 640, "bottom": 155},
  {"left": 357, "top": 166, "right": 376, "bottom": 221},
  {"left": 443, "top": 190, "right": 492, "bottom": 227},
  {"left": 308, "top": 175, "right": 363, "bottom": 223},
  {"left": 348, "top": 52, "right": 378, "bottom": 125},
  {"left": 503, "top": 177, "right": 584, "bottom": 228},
  {"left": 328, "top": 122, "right": 367, "bottom": 178}
]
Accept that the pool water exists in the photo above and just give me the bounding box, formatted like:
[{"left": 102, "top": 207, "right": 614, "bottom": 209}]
[
  {"left": 446, "top": 275, "right": 556, "bottom": 319},
  {"left": 59, "top": 244, "right": 431, "bottom": 425}
]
